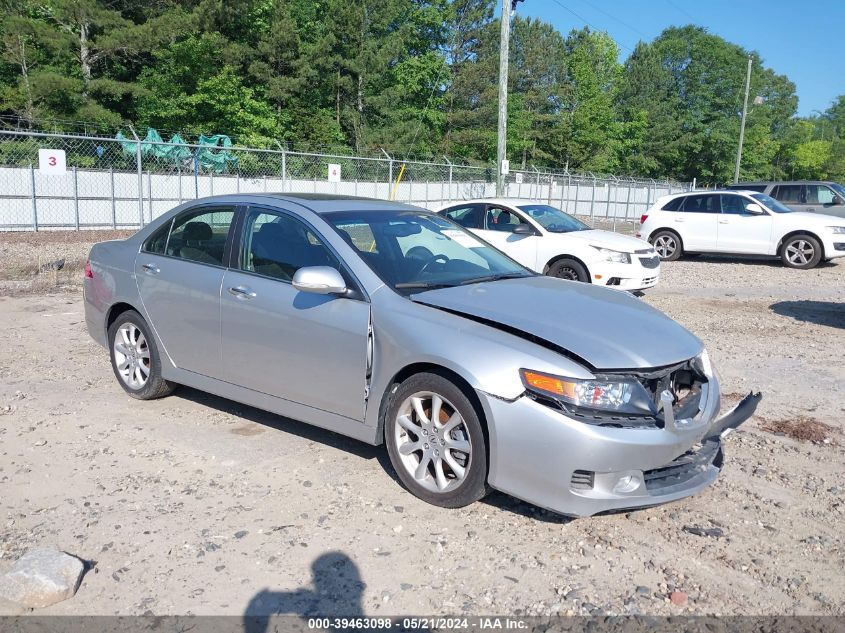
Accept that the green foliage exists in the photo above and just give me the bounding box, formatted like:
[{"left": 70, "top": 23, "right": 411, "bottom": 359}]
[{"left": 0, "top": 1, "right": 840, "bottom": 183}]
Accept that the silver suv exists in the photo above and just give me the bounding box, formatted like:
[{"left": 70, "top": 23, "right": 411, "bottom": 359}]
[{"left": 725, "top": 181, "right": 845, "bottom": 218}]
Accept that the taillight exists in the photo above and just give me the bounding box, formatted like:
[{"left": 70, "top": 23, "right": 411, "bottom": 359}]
[
  {"left": 84, "top": 259, "right": 93, "bottom": 279},
  {"left": 640, "top": 214, "right": 649, "bottom": 224}
]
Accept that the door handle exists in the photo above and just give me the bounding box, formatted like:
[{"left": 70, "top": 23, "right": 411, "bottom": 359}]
[
  {"left": 674, "top": 217, "right": 684, "bottom": 222},
  {"left": 141, "top": 263, "right": 160, "bottom": 275},
  {"left": 228, "top": 285, "right": 256, "bottom": 299},
  {"left": 718, "top": 219, "right": 729, "bottom": 224}
]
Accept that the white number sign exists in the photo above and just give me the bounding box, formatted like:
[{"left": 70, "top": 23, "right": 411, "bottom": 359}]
[
  {"left": 39, "top": 149, "right": 67, "bottom": 175},
  {"left": 500, "top": 159, "right": 510, "bottom": 175},
  {"left": 515, "top": 172, "right": 523, "bottom": 184},
  {"left": 328, "top": 163, "right": 341, "bottom": 182}
]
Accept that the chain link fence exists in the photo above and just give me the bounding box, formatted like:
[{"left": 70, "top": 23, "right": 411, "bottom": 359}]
[{"left": 0, "top": 129, "right": 692, "bottom": 232}]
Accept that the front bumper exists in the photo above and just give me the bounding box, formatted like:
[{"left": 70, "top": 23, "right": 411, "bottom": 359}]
[
  {"left": 479, "top": 384, "right": 761, "bottom": 517},
  {"left": 589, "top": 258, "right": 660, "bottom": 291}
]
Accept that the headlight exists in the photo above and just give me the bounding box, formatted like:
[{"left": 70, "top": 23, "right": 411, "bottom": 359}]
[
  {"left": 828, "top": 226, "right": 845, "bottom": 234},
  {"left": 520, "top": 369, "right": 653, "bottom": 414},
  {"left": 592, "top": 246, "right": 631, "bottom": 264},
  {"left": 694, "top": 348, "right": 720, "bottom": 382}
]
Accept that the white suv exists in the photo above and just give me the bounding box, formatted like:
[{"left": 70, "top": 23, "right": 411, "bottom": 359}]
[
  {"left": 437, "top": 198, "right": 660, "bottom": 291},
  {"left": 638, "top": 190, "right": 845, "bottom": 269}
]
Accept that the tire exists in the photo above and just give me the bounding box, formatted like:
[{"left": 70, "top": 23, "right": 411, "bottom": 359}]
[
  {"left": 547, "top": 258, "right": 589, "bottom": 282},
  {"left": 781, "top": 234, "right": 822, "bottom": 269},
  {"left": 384, "top": 372, "right": 489, "bottom": 508},
  {"left": 651, "top": 230, "right": 683, "bottom": 261},
  {"left": 108, "top": 309, "right": 175, "bottom": 400}
]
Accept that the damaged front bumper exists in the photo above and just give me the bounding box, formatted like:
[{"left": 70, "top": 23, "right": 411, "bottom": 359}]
[{"left": 479, "top": 385, "right": 762, "bottom": 518}]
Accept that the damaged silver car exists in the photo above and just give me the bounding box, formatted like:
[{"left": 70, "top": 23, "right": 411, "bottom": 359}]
[{"left": 83, "top": 194, "right": 761, "bottom": 517}]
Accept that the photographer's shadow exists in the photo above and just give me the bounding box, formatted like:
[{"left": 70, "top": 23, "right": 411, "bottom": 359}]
[{"left": 244, "top": 551, "right": 365, "bottom": 633}]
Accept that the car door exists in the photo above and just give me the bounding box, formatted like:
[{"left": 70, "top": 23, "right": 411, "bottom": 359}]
[
  {"left": 219, "top": 206, "right": 370, "bottom": 422},
  {"left": 135, "top": 205, "right": 236, "bottom": 377},
  {"left": 473, "top": 204, "right": 540, "bottom": 269},
  {"left": 715, "top": 194, "right": 773, "bottom": 254},
  {"left": 671, "top": 194, "right": 719, "bottom": 251},
  {"left": 804, "top": 184, "right": 845, "bottom": 218}
]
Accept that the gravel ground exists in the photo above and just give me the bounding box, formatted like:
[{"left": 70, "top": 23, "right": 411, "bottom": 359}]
[{"left": 0, "top": 235, "right": 843, "bottom": 617}]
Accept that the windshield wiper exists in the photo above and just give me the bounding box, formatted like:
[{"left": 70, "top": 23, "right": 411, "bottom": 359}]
[
  {"left": 394, "top": 281, "right": 458, "bottom": 290},
  {"left": 459, "top": 272, "right": 531, "bottom": 285}
]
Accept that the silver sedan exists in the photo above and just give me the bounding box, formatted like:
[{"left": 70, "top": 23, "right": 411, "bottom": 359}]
[{"left": 83, "top": 194, "right": 760, "bottom": 517}]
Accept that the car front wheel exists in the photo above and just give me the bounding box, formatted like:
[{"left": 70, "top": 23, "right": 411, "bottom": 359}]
[
  {"left": 781, "top": 234, "right": 822, "bottom": 269},
  {"left": 385, "top": 373, "right": 488, "bottom": 508},
  {"left": 548, "top": 258, "right": 589, "bottom": 282},
  {"left": 108, "top": 310, "right": 175, "bottom": 400}
]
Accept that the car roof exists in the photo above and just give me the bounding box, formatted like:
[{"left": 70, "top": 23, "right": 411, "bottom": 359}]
[
  {"left": 178, "top": 193, "right": 427, "bottom": 215},
  {"left": 668, "top": 189, "right": 760, "bottom": 196},
  {"left": 731, "top": 180, "right": 834, "bottom": 185},
  {"left": 437, "top": 198, "right": 546, "bottom": 210}
]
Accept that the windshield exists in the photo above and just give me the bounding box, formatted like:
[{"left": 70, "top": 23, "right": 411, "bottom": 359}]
[
  {"left": 326, "top": 211, "right": 533, "bottom": 294},
  {"left": 830, "top": 183, "right": 845, "bottom": 198},
  {"left": 752, "top": 193, "right": 792, "bottom": 214},
  {"left": 516, "top": 204, "right": 590, "bottom": 233}
]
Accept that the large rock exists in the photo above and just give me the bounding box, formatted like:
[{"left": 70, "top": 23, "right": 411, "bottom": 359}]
[{"left": 0, "top": 548, "right": 84, "bottom": 609}]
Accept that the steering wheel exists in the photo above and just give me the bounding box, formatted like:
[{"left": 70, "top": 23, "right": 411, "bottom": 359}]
[{"left": 417, "top": 254, "right": 450, "bottom": 275}]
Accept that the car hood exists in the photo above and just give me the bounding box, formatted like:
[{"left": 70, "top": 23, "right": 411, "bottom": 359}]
[
  {"left": 781, "top": 211, "right": 845, "bottom": 225},
  {"left": 411, "top": 276, "right": 702, "bottom": 370},
  {"left": 555, "top": 228, "right": 653, "bottom": 253}
]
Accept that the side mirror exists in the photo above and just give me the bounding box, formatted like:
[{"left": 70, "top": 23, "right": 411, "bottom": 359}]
[
  {"left": 744, "top": 203, "right": 765, "bottom": 215},
  {"left": 833, "top": 196, "right": 844, "bottom": 206},
  {"left": 292, "top": 266, "right": 347, "bottom": 295},
  {"left": 512, "top": 223, "right": 534, "bottom": 235}
]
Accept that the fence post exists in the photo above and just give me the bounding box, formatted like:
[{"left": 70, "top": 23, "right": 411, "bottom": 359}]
[
  {"left": 129, "top": 125, "right": 144, "bottom": 228},
  {"left": 625, "top": 178, "right": 633, "bottom": 225},
  {"left": 589, "top": 174, "right": 597, "bottom": 221},
  {"left": 442, "top": 156, "right": 453, "bottom": 203},
  {"left": 73, "top": 166, "right": 80, "bottom": 230},
  {"left": 29, "top": 163, "right": 38, "bottom": 231},
  {"left": 282, "top": 149, "right": 287, "bottom": 190},
  {"left": 210, "top": 171, "right": 214, "bottom": 195},
  {"left": 110, "top": 167, "right": 116, "bottom": 229},
  {"left": 193, "top": 151, "right": 199, "bottom": 198},
  {"left": 178, "top": 169, "right": 183, "bottom": 205},
  {"left": 147, "top": 171, "right": 152, "bottom": 223},
  {"left": 380, "top": 149, "right": 393, "bottom": 200}
]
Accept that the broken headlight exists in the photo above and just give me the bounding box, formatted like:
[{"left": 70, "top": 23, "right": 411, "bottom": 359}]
[{"left": 520, "top": 369, "right": 654, "bottom": 415}]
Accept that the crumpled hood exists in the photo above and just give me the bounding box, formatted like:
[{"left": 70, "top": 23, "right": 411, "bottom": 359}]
[{"left": 412, "top": 276, "right": 702, "bottom": 370}]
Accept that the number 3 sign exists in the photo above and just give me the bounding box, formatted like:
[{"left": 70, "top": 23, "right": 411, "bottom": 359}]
[{"left": 39, "top": 149, "right": 67, "bottom": 175}]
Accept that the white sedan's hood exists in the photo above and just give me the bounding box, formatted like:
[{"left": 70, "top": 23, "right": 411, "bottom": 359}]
[
  {"left": 558, "top": 229, "right": 653, "bottom": 253},
  {"left": 780, "top": 211, "right": 845, "bottom": 227}
]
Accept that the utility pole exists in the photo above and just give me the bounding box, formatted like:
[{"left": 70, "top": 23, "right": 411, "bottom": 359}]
[
  {"left": 496, "top": 0, "right": 512, "bottom": 196},
  {"left": 734, "top": 56, "right": 752, "bottom": 184}
]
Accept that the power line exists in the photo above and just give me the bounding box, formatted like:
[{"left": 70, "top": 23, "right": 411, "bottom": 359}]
[
  {"left": 573, "top": 0, "right": 649, "bottom": 40},
  {"left": 663, "top": 0, "right": 698, "bottom": 23},
  {"left": 548, "top": 0, "right": 634, "bottom": 53}
]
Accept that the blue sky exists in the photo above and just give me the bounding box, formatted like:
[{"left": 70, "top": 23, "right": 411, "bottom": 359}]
[{"left": 515, "top": 0, "right": 845, "bottom": 117}]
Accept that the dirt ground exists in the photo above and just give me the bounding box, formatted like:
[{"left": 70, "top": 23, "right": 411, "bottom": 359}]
[{"left": 0, "top": 231, "right": 844, "bottom": 617}]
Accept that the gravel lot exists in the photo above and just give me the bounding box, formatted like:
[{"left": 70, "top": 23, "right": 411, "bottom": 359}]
[{"left": 0, "top": 231, "right": 843, "bottom": 617}]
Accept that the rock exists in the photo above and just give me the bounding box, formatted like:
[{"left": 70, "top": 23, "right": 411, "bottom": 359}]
[
  {"left": 635, "top": 585, "right": 650, "bottom": 595},
  {"left": 682, "top": 525, "right": 724, "bottom": 538},
  {"left": 0, "top": 548, "right": 85, "bottom": 609},
  {"left": 670, "top": 591, "right": 688, "bottom": 606},
  {"left": 234, "top": 531, "right": 248, "bottom": 539}
]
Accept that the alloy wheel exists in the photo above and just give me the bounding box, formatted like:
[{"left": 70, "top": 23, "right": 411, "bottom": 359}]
[
  {"left": 654, "top": 235, "right": 677, "bottom": 259},
  {"left": 785, "top": 239, "right": 815, "bottom": 266},
  {"left": 113, "top": 322, "right": 151, "bottom": 389},
  {"left": 393, "top": 391, "right": 472, "bottom": 493}
]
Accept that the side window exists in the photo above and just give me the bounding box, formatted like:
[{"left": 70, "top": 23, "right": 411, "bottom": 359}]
[
  {"left": 805, "top": 185, "right": 836, "bottom": 205},
  {"left": 485, "top": 206, "right": 528, "bottom": 232},
  {"left": 443, "top": 205, "right": 482, "bottom": 229},
  {"left": 143, "top": 220, "right": 172, "bottom": 254},
  {"left": 771, "top": 184, "right": 802, "bottom": 204},
  {"left": 167, "top": 207, "right": 235, "bottom": 265},
  {"left": 661, "top": 197, "right": 684, "bottom": 211},
  {"left": 720, "top": 195, "right": 749, "bottom": 215},
  {"left": 679, "top": 194, "right": 719, "bottom": 213},
  {"left": 242, "top": 209, "right": 339, "bottom": 281}
]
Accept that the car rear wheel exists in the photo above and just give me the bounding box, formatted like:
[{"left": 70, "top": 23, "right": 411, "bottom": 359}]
[
  {"left": 781, "top": 234, "right": 822, "bottom": 269},
  {"left": 108, "top": 310, "right": 175, "bottom": 400},
  {"left": 385, "top": 373, "right": 488, "bottom": 508},
  {"left": 651, "top": 230, "right": 683, "bottom": 261},
  {"left": 548, "top": 258, "right": 589, "bottom": 282}
]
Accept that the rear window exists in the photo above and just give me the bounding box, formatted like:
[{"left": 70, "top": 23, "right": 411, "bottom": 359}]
[
  {"left": 771, "top": 184, "right": 802, "bottom": 203},
  {"left": 679, "top": 194, "right": 720, "bottom": 213},
  {"left": 661, "top": 197, "right": 684, "bottom": 211}
]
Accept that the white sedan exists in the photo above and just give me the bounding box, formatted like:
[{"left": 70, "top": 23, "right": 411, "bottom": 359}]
[
  {"left": 436, "top": 198, "right": 660, "bottom": 291},
  {"left": 638, "top": 190, "right": 845, "bottom": 269}
]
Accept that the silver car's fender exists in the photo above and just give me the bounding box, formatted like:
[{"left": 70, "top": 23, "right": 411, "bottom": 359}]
[{"left": 363, "top": 286, "right": 595, "bottom": 437}]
